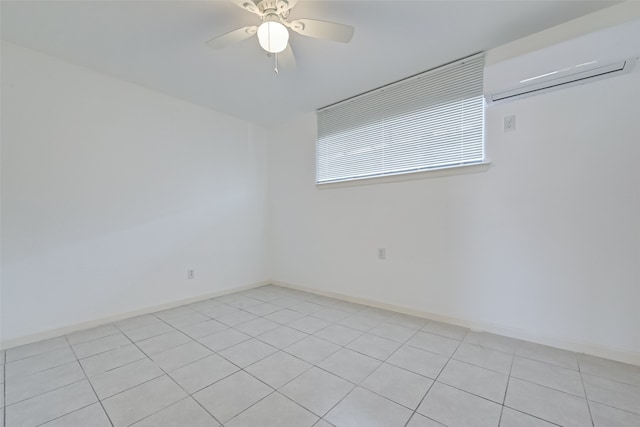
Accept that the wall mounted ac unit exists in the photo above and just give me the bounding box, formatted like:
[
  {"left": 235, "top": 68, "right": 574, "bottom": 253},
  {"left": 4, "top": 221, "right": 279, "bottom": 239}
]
[
  {"left": 487, "top": 57, "right": 636, "bottom": 103},
  {"left": 484, "top": 18, "right": 640, "bottom": 104}
]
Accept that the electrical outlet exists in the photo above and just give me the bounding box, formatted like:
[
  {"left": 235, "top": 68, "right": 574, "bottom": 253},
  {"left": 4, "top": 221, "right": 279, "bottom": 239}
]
[
  {"left": 504, "top": 115, "right": 516, "bottom": 132},
  {"left": 378, "top": 248, "right": 386, "bottom": 260},
  {"left": 187, "top": 269, "right": 194, "bottom": 279}
]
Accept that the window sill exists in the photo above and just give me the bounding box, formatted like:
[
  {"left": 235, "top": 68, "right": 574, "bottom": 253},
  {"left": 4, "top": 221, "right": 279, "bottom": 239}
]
[{"left": 316, "top": 161, "right": 492, "bottom": 189}]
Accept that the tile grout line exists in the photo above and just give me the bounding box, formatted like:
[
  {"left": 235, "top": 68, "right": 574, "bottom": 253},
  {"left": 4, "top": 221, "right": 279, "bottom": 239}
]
[
  {"left": 219, "top": 306, "right": 377, "bottom": 423},
  {"left": 64, "top": 335, "right": 115, "bottom": 427},
  {"left": 401, "top": 327, "right": 468, "bottom": 427},
  {"left": 114, "top": 317, "right": 228, "bottom": 426},
  {"left": 577, "top": 357, "right": 597, "bottom": 427},
  {"left": 114, "top": 312, "right": 242, "bottom": 425},
  {"left": 3, "top": 350, "right": 6, "bottom": 427},
  {"left": 496, "top": 340, "right": 517, "bottom": 427}
]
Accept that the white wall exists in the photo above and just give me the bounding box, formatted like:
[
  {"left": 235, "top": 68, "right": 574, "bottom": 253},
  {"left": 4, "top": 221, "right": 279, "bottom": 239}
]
[
  {"left": 1, "top": 42, "right": 269, "bottom": 344},
  {"left": 267, "top": 69, "right": 640, "bottom": 363}
]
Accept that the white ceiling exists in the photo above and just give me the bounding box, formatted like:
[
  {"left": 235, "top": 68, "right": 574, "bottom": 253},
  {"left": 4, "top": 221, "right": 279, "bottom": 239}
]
[{"left": 1, "top": 1, "right": 617, "bottom": 127}]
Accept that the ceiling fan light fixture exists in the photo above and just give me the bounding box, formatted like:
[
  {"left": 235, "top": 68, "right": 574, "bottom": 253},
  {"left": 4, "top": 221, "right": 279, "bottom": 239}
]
[{"left": 257, "top": 19, "right": 289, "bottom": 53}]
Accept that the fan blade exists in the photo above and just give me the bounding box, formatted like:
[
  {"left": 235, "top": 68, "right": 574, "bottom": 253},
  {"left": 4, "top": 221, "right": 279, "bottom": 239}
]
[
  {"left": 288, "top": 19, "right": 354, "bottom": 43},
  {"left": 278, "top": 44, "right": 297, "bottom": 71},
  {"left": 205, "top": 26, "right": 257, "bottom": 50},
  {"left": 230, "top": 0, "right": 261, "bottom": 15}
]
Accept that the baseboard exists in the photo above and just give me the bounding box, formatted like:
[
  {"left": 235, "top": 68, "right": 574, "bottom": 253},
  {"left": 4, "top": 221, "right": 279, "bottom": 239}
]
[
  {"left": 273, "top": 280, "right": 640, "bottom": 366},
  {"left": 0, "top": 280, "right": 269, "bottom": 350}
]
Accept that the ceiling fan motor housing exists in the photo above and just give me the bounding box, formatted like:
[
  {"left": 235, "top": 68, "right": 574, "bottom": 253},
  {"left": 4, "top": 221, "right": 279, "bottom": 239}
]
[{"left": 256, "top": 0, "right": 296, "bottom": 18}]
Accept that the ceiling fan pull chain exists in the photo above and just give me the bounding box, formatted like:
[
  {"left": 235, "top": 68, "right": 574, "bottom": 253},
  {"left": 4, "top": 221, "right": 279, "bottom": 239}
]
[{"left": 274, "top": 52, "right": 279, "bottom": 74}]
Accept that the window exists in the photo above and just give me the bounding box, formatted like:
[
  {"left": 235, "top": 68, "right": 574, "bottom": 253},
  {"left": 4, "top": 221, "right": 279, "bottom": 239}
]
[{"left": 316, "top": 54, "right": 485, "bottom": 184}]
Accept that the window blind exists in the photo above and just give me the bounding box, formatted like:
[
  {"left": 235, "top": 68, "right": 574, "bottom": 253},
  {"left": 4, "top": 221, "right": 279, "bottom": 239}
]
[{"left": 316, "top": 54, "right": 485, "bottom": 184}]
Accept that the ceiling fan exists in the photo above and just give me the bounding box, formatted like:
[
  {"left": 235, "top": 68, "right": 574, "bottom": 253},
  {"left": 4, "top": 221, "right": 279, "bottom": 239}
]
[{"left": 205, "top": 0, "right": 355, "bottom": 71}]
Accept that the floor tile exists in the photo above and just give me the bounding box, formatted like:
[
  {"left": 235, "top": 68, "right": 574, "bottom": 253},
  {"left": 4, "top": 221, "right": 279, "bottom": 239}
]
[
  {"left": 386, "top": 345, "right": 448, "bottom": 379},
  {"left": 5, "top": 380, "right": 97, "bottom": 427},
  {"left": 5, "top": 337, "right": 69, "bottom": 363},
  {"left": 285, "top": 336, "right": 341, "bottom": 365},
  {"left": 176, "top": 319, "right": 228, "bottom": 339},
  {"left": 361, "top": 363, "right": 433, "bottom": 409},
  {"left": 218, "top": 338, "right": 277, "bottom": 368},
  {"left": 245, "top": 351, "right": 311, "bottom": 389},
  {"left": 265, "top": 309, "right": 307, "bottom": 324},
  {"left": 130, "top": 397, "right": 220, "bottom": 427},
  {"left": 288, "top": 316, "right": 331, "bottom": 334},
  {"left": 66, "top": 324, "right": 120, "bottom": 345},
  {"left": 387, "top": 313, "right": 429, "bottom": 330},
  {"left": 165, "top": 311, "right": 211, "bottom": 329},
  {"left": 582, "top": 373, "right": 640, "bottom": 414},
  {"left": 5, "top": 347, "right": 76, "bottom": 380},
  {"left": 193, "top": 371, "right": 272, "bottom": 423},
  {"left": 115, "top": 314, "right": 163, "bottom": 331},
  {"left": 359, "top": 307, "right": 396, "bottom": 321},
  {"left": 222, "top": 295, "right": 262, "bottom": 309},
  {"left": 590, "top": 401, "right": 640, "bottom": 427},
  {"left": 421, "top": 320, "right": 469, "bottom": 341},
  {"left": 216, "top": 310, "right": 257, "bottom": 327},
  {"left": 137, "top": 331, "right": 192, "bottom": 355},
  {"left": 314, "top": 324, "right": 362, "bottom": 346},
  {"left": 235, "top": 317, "right": 281, "bottom": 337},
  {"left": 368, "top": 322, "right": 417, "bottom": 343},
  {"left": 280, "top": 367, "right": 354, "bottom": 416},
  {"left": 325, "top": 387, "right": 413, "bottom": 427},
  {"left": 499, "top": 407, "right": 557, "bottom": 426},
  {"left": 7, "top": 285, "right": 640, "bottom": 427},
  {"left": 337, "top": 314, "right": 380, "bottom": 332},
  {"left": 258, "top": 326, "right": 307, "bottom": 349},
  {"left": 151, "top": 340, "right": 212, "bottom": 372},
  {"left": 169, "top": 354, "right": 238, "bottom": 394},
  {"left": 154, "top": 306, "right": 195, "bottom": 321},
  {"left": 516, "top": 341, "right": 578, "bottom": 370},
  {"left": 312, "top": 308, "right": 352, "bottom": 323},
  {"left": 102, "top": 375, "right": 187, "bottom": 427},
  {"left": 122, "top": 322, "right": 175, "bottom": 342},
  {"left": 198, "top": 328, "right": 251, "bottom": 352},
  {"left": 319, "top": 348, "right": 381, "bottom": 384},
  {"left": 406, "top": 332, "right": 460, "bottom": 357},
  {"left": 330, "top": 300, "right": 367, "bottom": 314},
  {"left": 504, "top": 377, "right": 591, "bottom": 427},
  {"left": 406, "top": 413, "right": 444, "bottom": 427},
  {"left": 464, "top": 331, "right": 519, "bottom": 354},
  {"left": 226, "top": 392, "right": 318, "bottom": 427},
  {"left": 199, "top": 304, "right": 240, "bottom": 319},
  {"left": 243, "top": 302, "right": 282, "bottom": 316},
  {"left": 578, "top": 354, "right": 640, "bottom": 387},
  {"left": 346, "top": 333, "right": 401, "bottom": 361},
  {"left": 72, "top": 333, "right": 130, "bottom": 359},
  {"left": 453, "top": 342, "right": 514, "bottom": 375},
  {"left": 290, "top": 301, "right": 326, "bottom": 315},
  {"left": 511, "top": 356, "right": 584, "bottom": 396},
  {"left": 438, "top": 359, "right": 509, "bottom": 403},
  {"left": 5, "top": 361, "right": 85, "bottom": 405},
  {"left": 80, "top": 344, "right": 146, "bottom": 377},
  {"left": 39, "top": 403, "right": 112, "bottom": 427},
  {"left": 90, "top": 358, "right": 163, "bottom": 399},
  {"left": 272, "top": 297, "right": 308, "bottom": 309},
  {"left": 417, "top": 382, "right": 502, "bottom": 427},
  {"left": 184, "top": 298, "right": 223, "bottom": 314}
]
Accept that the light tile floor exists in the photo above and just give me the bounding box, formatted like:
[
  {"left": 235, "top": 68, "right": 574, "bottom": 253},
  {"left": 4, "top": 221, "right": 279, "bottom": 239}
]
[{"left": 2, "top": 284, "right": 640, "bottom": 427}]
